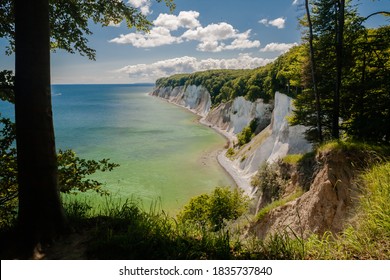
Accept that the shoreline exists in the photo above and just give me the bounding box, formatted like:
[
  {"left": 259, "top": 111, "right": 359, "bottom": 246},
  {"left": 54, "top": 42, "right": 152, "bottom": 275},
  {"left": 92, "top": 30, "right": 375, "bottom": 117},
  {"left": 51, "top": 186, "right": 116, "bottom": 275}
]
[
  {"left": 149, "top": 92, "right": 253, "bottom": 195},
  {"left": 199, "top": 118, "right": 253, "bottom": 195}
]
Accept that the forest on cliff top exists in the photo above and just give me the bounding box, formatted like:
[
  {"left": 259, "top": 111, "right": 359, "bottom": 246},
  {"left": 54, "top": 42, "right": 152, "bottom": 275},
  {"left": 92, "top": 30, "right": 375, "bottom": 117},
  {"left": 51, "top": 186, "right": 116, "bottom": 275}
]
[{"left": 156, "top": 20, "right": 390, "bottom": 144}]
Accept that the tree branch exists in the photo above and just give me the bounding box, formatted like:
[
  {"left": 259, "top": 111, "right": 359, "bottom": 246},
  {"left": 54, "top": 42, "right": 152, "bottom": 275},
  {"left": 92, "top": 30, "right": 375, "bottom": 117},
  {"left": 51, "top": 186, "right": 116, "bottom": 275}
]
[{"left": 363, "top": 11, "right": 390, "bottom": 22}]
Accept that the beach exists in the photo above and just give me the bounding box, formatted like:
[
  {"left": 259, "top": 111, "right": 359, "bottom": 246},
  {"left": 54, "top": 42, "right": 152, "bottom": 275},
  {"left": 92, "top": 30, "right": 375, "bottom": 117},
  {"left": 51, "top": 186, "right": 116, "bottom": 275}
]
[{"left": 150, "top": 93, "right": 253, "bottom": 195}]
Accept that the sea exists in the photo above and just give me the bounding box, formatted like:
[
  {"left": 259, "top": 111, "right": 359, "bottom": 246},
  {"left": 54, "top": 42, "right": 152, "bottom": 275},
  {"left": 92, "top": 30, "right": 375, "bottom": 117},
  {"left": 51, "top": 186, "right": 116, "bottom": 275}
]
[{"left": 0, "top": 84, "right": 234, "bottom": 213}]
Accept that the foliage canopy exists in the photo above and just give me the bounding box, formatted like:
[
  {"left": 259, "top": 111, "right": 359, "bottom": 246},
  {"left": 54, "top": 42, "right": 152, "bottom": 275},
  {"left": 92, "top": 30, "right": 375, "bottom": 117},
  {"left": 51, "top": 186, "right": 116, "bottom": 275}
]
[
  {"left": 156, "top": 45, "right": 306, "bottom": 106},
  {"left": 1, "top": 0, "right": 175, "bottom": 59},
  {"left": 156, "top": 4, "right": 390, "bottom": 144}
]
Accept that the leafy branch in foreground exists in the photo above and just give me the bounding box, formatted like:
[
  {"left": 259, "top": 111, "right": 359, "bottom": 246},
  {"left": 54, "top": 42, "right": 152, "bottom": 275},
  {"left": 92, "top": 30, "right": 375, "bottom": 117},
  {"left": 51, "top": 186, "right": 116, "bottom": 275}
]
[
  {"left": 58, "top": 149, "right": 119, "bottom": 195},
  {"left": 0, "top": 70, "right": 15, "bottom": 103},
  {"left": 1, "top": 0, "right": 176, "bottom": 60},
  {"left": 0, "top": 115, "right": 17, "bottom": 226},
  {"left": 0, "top": 114, "right": 119, "bottom": 226}
]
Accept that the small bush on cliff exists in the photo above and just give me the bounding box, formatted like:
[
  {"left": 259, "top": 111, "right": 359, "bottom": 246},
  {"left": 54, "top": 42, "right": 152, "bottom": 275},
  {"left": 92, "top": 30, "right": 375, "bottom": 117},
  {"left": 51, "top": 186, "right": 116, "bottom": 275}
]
[
  {"left": 226, "top": 147, "right": 235, "bottom": 159},
  {"left": 251, "top": 163, "right": 285, "bottom": 205},
  {"left": 237, "top": 126, "right": 254, "bottom": 146},
  {"left": 237, "top": 119, "right": 259, "bottom": 146},
  {"left": 177, "top": 187, "right": 249, "bottom": 231}
]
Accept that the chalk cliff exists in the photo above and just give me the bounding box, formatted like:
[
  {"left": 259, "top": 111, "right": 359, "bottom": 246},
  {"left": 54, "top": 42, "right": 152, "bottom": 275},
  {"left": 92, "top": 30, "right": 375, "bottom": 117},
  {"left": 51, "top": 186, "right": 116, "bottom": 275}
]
[
  {"left": 205, "top": 96, "right": 273, "bottom": 137},
  {"left": 151, "top": 85, "right": 211, "bottom": 117},
  {"left": 233, "top": 92, "right": 312, "bottom": 176},
  {"left": 151, "top": 85, "right": 312, "bottom": 187},
  {"left": 152, "top": 85, "right": 364, "bottom": 240}
]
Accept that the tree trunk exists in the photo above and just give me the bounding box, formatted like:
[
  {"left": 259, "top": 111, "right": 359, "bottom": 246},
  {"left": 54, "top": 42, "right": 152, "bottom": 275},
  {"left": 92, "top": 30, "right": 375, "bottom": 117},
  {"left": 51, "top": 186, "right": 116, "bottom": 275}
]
[
  {"left": 333, "top": 0, "right": 345, "bottom": 139},
  {"left": 14, "top": 0, "right": 65, "bottom": 250},
  {"left": 305, "top": 0, "right": 323, "bottom": 142}
]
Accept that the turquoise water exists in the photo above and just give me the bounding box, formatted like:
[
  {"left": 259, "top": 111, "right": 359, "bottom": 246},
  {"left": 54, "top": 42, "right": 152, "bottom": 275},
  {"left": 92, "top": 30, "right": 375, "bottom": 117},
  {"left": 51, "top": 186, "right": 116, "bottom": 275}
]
[{"left": 49, "top": 84, "right": 234, "bottom": 212}]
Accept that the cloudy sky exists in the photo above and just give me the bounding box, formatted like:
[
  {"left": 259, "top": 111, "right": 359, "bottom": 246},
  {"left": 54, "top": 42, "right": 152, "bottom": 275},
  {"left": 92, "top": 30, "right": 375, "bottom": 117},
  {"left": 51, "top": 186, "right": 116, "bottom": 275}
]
[{"left": 0, "top": 0, "right": 388, "bottom": 84}]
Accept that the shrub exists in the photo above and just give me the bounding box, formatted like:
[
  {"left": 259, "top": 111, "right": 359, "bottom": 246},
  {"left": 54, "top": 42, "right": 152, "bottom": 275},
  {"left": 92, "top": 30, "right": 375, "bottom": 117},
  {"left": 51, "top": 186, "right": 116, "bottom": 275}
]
[
  {"left": 177, "top": 187, "right": 249, "bottom": 231},
  {"left": 237, "top": 118, "right": 260, "bottom": 147},
  {"left": 226, "top": 147, "right": 235, "bottom": 158},
  {"left": 237, "top": 126, "right": 254, "bottom": 146},
  {"left": 251, "top": 163, "right": 283, "bottom": 202}
]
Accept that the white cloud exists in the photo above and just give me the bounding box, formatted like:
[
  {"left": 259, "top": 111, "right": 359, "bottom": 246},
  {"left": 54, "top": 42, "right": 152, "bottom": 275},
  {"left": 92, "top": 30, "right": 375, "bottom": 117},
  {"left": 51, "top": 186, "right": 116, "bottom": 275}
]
[
  {"left": 260, "top": 42, "right": 298, "bottom": 53},
  {"left": 153, "top": 11, "right": 201, "bottom": 31},
  {"left": 128, "top": 0, "right": 152, "bottom": 15},
  {"left": 196, "top": 41, "right": 225, "bottom": 52},
  {"left": 110, "top": 10, "right": 261, "bottom": 52},
  {"left": 108, "top": 21, "right": 122, "bottom": 27},
  {"left": 109, "top": 27, "right": 181, "bottom": 47},
  {"left": 292, "top": 0, "right": 300, "bottom": 5},
  {"left": 182, "top": 22, "right": 237, "bottom": 42},
  {"left": 182, "top": 22, "right": 235, "bottom": 52},
  {"left": 259, "top": 19, "right": 268, "bottom": 25},
  {"left": 225, "top": 30, "right": 261, "bottom": 50},
  {"left": 269, "top": 18, "right": 286, "bottom": 29},
  {"left": 182, "top": 23, "right": 260, "bottom": 52},
  {"left": 115, "top": 54, "right": 274, "bottom": 82},
  {"left": 259, "top": 17, "right": 286, "bottom": 29}
]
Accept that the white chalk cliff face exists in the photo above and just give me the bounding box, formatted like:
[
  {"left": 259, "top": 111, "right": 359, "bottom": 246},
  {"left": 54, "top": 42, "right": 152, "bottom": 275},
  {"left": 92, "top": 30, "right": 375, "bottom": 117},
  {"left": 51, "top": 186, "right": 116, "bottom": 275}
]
[
  {"left": 236, "top": 92, "right": 312, "bottom": 175},
  {"left": 151, "top": 85, "right": 211, "bottom": 117},
  {"left": 205, "top": 96, "right": 273, "bottom": 138},
  {"left": 268, "top": 92, "right": 312, "bottom": 162},
  {"left": 151, "top": 85, "right": 312, "bottom": 184}
]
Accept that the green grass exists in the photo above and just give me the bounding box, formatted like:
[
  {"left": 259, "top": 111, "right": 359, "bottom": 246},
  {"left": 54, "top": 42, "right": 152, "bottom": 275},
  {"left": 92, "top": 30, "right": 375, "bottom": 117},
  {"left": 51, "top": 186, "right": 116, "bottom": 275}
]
[
  {"left": 304, "top": 162, "right": 390, "bottom": 259},
  {"left": 60, "top": 194, "right": 307, "bottom": 260},
  {"left": 256, "top": 189, "right": 304, "bottom": 222},
  {"left": 63, "top": 197, "right": 241, "bottom": 259},
  {"left": 2, "top": 141, "right": 389, "bottom": 260},
  {"left": 361, "top": 163, "right": 390, "bottom": 236},
  {"left": 237, "top": 232, "right": 305, "bottom": 260},
  {"left": 318, "top": 140, "right": 390, "bottom": 161},
  {"left": 282, "top": 154, "right": 304, "bottom": 165}
]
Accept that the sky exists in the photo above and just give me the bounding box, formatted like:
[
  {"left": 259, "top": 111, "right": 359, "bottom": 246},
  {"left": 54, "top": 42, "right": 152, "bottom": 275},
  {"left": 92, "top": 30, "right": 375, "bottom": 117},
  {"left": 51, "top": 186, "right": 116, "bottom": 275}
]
[{"left": 0, "top": 0, "right": 389, "bottom": 84}]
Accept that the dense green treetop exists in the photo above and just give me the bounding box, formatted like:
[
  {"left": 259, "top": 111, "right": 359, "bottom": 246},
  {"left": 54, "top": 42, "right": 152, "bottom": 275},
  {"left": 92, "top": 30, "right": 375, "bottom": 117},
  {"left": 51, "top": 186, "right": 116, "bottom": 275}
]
[
  {"left": 0, "top": 0, "right": 175, "bottom": 59},
  {"left": 156, "top": 45, "right": 306, "bottom": 105}
]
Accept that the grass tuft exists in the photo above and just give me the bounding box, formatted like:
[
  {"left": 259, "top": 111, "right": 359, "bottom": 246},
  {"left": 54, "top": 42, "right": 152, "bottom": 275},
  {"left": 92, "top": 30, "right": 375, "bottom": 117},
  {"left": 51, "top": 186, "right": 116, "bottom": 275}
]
[
  {"left": 282, "top": 154, "right": 304, "bottom": 165},
  {"left": 305, "top": 161, "right": 390, "bottom": 259},
  {"left": 256, "top": 189, "right": 304, "bottom": 222}
]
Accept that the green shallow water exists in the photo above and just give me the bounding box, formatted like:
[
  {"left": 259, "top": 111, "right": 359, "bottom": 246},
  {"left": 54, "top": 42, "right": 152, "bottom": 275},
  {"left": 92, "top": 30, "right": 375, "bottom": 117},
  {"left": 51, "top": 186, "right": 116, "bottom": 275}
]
[{"left": 51, "top": 84, "right": 234, "bottom": 213}]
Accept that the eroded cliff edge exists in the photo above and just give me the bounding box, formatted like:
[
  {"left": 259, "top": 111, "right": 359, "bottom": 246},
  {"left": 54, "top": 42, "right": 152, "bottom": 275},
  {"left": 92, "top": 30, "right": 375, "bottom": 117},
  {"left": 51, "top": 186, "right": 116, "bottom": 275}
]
[{"left": 151, "top": 84, "right": 368, "bottom": 239}]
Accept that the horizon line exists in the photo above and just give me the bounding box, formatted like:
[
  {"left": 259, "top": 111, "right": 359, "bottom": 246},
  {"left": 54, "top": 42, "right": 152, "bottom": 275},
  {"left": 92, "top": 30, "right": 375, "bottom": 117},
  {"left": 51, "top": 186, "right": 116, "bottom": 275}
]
[{"left": 51, "top": 82, "right": 156, "bottom": 86}]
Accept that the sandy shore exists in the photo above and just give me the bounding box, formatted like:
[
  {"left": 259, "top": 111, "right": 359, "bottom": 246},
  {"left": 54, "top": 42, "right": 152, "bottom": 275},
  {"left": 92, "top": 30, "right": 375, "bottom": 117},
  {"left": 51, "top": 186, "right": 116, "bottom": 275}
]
[
  {"left": 199, "top": 118, "right": 253, "bottom": 194},
  {"left": 150, "top": 93, "right": 253, "bottom": 194},
  {"left": 216, "top": 152, "right": 253, "bottom": 194}
]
